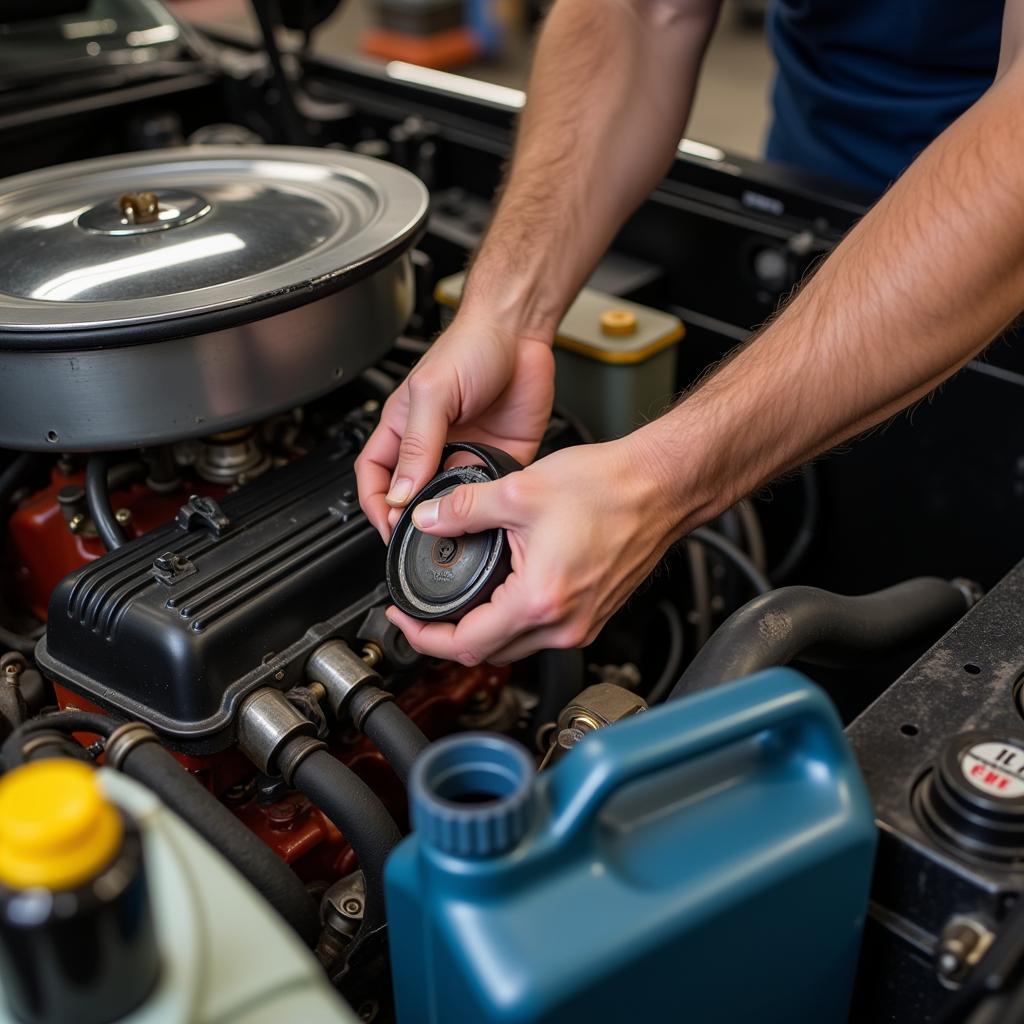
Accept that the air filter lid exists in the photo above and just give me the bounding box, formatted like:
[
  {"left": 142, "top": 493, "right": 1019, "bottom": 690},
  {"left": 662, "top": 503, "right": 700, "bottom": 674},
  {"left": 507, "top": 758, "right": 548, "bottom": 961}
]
[{"left": 0, "top": 145, "right": 428, "bottom": 346}]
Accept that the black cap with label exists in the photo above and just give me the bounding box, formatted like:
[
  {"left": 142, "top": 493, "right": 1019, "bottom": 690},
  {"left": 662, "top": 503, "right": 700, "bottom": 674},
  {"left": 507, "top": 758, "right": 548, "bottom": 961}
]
[{"left": 916, "top": 732, "right": 1024, "bottom": 863}]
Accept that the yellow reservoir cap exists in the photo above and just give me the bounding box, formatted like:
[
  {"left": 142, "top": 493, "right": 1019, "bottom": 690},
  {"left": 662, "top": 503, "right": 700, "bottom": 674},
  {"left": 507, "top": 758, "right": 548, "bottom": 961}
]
[
  {"left": 599, "top": 309, "right": 638, "bottom": 337},
  {"left": 0, "top": 760, "right": 122, "bottom": 890}
]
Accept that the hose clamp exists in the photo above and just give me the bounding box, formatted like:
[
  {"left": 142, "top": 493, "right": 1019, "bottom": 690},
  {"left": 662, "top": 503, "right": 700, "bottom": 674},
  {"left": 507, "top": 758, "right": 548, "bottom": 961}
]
[
  {"left": 351, "top": 688, "right": 395, "bottom": 732},
  {"left": 306, "top": 640, "right": 381, "bottom": 720},
  {"left": 20, "top": 731, "right": 74, "bottom": 761},
  {"left": 237, "top": 687, "right": 316, "bottom": 776},
  {"left": 105, "top": 721, "right": 159, "bottom": 770},
  {"left": 277, "top": 734, "right": 328, "bottom": 786}
]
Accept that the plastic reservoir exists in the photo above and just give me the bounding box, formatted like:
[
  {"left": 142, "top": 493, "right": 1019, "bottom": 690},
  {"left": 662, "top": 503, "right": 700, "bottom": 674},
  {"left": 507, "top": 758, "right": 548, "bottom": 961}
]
[
  {"left": 387, "top": 668, "right": 877, "bottom": 1024},
  {"left": 0, "top": 769, "right": 355, "bottom": 1024}
]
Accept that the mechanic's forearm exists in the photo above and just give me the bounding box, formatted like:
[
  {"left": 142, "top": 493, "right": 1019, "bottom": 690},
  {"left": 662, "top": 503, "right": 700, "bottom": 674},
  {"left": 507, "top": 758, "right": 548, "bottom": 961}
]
[
  {"left": 460, "top": 0, "right": 721, "bottom": 336},
  {"left": 638, "top": 58, "right": 1024, "bottom": 535}
]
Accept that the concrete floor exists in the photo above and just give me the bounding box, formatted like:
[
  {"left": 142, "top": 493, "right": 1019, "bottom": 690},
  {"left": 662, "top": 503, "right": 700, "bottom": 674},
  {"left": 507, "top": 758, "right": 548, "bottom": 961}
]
[{"left": 172, "top": 0, "right": 774, "bottom": 158}]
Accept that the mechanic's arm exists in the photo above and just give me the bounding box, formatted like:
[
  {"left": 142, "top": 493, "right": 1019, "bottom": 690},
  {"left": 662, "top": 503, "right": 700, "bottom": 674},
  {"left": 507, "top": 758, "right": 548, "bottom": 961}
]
[
  {"left": 356, "top": 0, "right": 723, "bottom": 538},
  {"left": 391, "top": 6, "right": 1024, "bottom": 666},
  {"left": 458, "top": 0, "right": 720, "bottom": 339}
]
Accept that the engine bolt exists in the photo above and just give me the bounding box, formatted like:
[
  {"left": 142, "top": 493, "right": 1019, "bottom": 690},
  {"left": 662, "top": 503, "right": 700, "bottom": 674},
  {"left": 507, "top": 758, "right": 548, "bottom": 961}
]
[
  {"left": 68, "top": 513, "right": 85, "bottom": 534},
  {"left": 267, "top": 801, "right": 299, "bottom": 830},
  {"left": 114, "top": 508, "right": 132, "bottom": 526},
  {"left": 361, "top": 642, "right": 383, "bottom": 669},
  {"left": 342, "top": 897, "right": 363, "bottom": 916}
]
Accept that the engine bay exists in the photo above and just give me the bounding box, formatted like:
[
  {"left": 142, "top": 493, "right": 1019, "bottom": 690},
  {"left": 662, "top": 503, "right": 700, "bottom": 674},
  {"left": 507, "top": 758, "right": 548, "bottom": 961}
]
[{"left": 2, "top": 5, "right": 1024, "bottom": 1023}]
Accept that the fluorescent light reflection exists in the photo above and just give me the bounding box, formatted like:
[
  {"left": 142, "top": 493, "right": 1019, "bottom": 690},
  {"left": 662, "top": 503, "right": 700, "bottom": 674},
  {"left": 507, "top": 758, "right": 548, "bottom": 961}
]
[
  {"left": 61, "top": 19, "right": 117, "bottom": 39},
  {"left": 126, "top": 25, "right": 179, "bottom": 46},
  {"left": 32, "top": 233, "right": 245, "bottom": 301},
  {"left": 385, "top": 61, "right": 526, "bottom": 109},
  {"left": 678, "top": 139, "right": 726, "bottom": 162}
]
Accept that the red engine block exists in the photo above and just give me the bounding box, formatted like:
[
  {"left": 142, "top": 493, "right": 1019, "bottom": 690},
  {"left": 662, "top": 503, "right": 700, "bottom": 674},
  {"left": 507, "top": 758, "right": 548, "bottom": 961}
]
[
  {"left": 17, "top": 470, "right": 510, "bottom": 887},
  {"left": 8, "top": 466, "right": 220, "bottom": 620},
  {"left": 55, "top": 664, "right": 509, "bottom": 884}
]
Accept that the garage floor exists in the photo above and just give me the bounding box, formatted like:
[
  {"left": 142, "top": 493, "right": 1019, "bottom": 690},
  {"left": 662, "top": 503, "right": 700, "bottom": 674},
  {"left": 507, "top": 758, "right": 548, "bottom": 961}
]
[{"left": 170, "top": 0, "right": 775, "bottom": 158}]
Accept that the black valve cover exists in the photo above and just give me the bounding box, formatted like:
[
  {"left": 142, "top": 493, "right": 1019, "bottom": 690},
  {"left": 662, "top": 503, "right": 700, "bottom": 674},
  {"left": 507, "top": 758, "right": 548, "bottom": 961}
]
[{"left": 36, "top": 440, "right": 387, "bottom": 753}]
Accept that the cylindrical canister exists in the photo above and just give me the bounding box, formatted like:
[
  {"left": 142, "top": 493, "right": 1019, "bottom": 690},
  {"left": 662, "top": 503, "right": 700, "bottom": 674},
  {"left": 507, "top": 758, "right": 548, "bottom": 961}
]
[{"left": 0, "top": 760, "right": 160, "bottom": 1024}]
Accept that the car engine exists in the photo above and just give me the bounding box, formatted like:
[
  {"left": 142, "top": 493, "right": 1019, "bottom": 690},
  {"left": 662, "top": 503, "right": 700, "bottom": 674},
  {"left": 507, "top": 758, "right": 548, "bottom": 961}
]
[{"left": 3, "top": 5, "right": 1024, "bottom": 1024}]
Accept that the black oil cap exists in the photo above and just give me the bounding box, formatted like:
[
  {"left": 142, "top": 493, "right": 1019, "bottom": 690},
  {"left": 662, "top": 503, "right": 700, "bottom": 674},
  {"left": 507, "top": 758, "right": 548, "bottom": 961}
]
[
  {"left": 916, "top": 732, "right": 1024, "bottom": 862},
  {"left": 386, "top": 442, "right": 521, "bottom": 622}
]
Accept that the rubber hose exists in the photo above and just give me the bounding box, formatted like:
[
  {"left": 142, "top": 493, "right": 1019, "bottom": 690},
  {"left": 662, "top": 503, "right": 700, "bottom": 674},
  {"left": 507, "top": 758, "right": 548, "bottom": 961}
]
[
  {"left": 1, "top": 710, "right": 116, "bottom": 769},
  {"left": 770, "top": 464, "right": 819, "bottom": 584},
  {"left": 348, "top": 687, "right": 429, "bottom": 784},
  {"left": 686, "top": 541, "right": 712, "bottom": 648},
  {"left": 22, "top": 733, "right": 92, "bottom": 764},
  {"left": 2, "top": 713, "right": 322, "bottom": 945},
  {"left": 669, "top": 577, "right": 972, "bottom": 700},
  {"left": 689, "top": 526, "right": 772, "bottom": 595},
  {"left": 529, "top": 648, "right": 587, "bottom": 739},
  {"left": 289, "top": 747, "right": 401, "bottom": 936},
  {"left": 118, "top": 742, "right": 321, "bottom": 947},
  {"left": 85, "top": 455, "right": 127, "bottom": 551},
  {"left": 0, "top": 624, "right": 38, "bottom": 658},
  {"left": 736, "top": 500, "right": 767, "bottom": 573},
  {"left": 106, "top": 460, "right": 147, "bottom": 492},
  {"left": 646, "top": 601, "right": 686, "bottom": 705}
]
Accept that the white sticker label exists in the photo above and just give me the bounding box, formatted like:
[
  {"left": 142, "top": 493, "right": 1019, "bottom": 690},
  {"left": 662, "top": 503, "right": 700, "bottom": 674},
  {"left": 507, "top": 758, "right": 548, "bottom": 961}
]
[{"left": 961, "top": 741, "right": 1024, "bottom": 798}]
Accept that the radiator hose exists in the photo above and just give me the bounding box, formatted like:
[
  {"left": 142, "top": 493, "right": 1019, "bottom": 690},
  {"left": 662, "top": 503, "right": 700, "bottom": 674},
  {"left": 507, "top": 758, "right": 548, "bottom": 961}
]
[{"left": 669, "top": 577, "right": 975, "bottom": 700}]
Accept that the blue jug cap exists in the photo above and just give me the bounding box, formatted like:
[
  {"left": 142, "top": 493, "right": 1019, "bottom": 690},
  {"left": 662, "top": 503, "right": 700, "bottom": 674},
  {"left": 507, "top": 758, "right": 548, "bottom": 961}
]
[{"left": 409, "top": 733, "right": 536, "bottom": 857}]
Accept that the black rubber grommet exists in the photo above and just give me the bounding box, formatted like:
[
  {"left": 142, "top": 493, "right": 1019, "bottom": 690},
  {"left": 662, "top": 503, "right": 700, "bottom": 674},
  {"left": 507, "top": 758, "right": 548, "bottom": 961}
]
[{"left": 386, "top": 443, "right": 522, "bottom": 622}]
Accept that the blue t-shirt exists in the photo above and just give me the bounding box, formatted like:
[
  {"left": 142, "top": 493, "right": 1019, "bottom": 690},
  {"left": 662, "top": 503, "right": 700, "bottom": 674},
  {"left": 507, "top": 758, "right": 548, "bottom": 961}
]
[{"left": 766, "top": 0, "right": 1004, "bottom": 194}]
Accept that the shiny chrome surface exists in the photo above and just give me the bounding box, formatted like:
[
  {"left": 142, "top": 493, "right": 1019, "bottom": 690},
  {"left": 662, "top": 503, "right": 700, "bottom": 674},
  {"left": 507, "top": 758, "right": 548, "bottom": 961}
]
[
  {"left": 236, "top": 687, "right": 315, "bottom": 776},
  {"left": 0, "top": 255, "right": 414, "bottom": 450},
  {"left": 307, "top": 640, "right": 381, "bottom": 719},
  {"left": 0, "top": 146, "right": 428, "bottom": 337},
  {"left": 77, "top": 189, "right": 212, "bottom": 236},
  {"left": 0, "top": 146, "right": 427, "bottom": 450}
]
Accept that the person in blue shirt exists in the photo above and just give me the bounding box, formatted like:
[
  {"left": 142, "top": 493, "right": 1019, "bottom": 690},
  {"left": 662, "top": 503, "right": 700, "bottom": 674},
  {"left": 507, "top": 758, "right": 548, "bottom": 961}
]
[
  {"left": 357, "top": 0, "right": 1023, "bottom": 666},
  {"left": 769, "top": 1, "right": 1006, "bottom": 193}
]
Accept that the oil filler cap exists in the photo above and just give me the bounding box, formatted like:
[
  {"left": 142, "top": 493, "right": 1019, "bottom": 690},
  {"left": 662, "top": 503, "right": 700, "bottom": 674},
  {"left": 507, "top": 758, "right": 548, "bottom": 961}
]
[
  {"left": 386, "top": 442, "right": 521, "bottom": 622},
  {"left": 917, "top": 732, "right": 1024, "bottom": 862}
]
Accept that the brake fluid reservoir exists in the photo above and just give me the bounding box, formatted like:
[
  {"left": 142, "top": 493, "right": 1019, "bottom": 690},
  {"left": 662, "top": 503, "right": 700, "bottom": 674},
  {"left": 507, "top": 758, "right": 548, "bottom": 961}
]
[{"left": 386, "top": 668, "right": 876, "bottom": 1024}]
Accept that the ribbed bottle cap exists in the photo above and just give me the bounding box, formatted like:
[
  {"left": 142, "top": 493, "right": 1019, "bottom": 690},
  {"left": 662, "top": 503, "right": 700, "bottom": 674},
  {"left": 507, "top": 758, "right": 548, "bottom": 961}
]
[{"left": 410, "top": 733, "right": 536, "bottom": 858}]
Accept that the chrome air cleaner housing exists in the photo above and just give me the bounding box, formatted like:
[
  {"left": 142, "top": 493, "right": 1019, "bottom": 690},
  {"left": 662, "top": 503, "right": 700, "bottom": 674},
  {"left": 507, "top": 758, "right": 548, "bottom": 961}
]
[{"left": 0, "top": 146, "right": 429, "bottom": 450}]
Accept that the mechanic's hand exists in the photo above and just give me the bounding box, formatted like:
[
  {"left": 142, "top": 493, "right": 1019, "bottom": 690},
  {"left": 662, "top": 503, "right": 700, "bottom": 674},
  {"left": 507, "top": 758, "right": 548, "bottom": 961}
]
[
  {"left": 384, "top": 436, "right": 682, "bottom": 665},
  {"left": 355, "top": 313, "right": 555, "bottom": 542}
]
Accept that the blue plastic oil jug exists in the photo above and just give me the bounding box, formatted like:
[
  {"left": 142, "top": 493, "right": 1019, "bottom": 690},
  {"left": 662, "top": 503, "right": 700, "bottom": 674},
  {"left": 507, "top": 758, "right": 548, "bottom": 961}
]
[{"left": 386, "top": 668, "right": 877, "bottom": 1024}]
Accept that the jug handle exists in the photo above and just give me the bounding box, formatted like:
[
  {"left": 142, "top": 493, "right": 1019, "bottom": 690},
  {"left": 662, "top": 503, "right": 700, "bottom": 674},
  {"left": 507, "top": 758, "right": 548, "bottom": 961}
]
[{"left": 547, "top": 668, "right": 845, "bottom": 840}]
